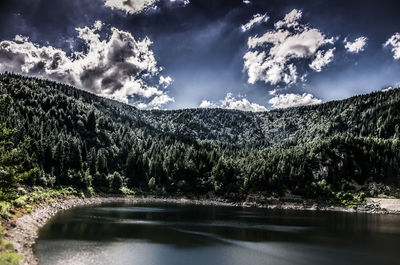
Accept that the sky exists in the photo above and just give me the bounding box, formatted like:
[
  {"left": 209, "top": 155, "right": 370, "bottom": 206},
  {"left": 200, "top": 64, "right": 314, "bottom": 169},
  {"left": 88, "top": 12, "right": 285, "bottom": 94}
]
[{"left": 0, "top": 0, "right": 400, "bottom": 111}]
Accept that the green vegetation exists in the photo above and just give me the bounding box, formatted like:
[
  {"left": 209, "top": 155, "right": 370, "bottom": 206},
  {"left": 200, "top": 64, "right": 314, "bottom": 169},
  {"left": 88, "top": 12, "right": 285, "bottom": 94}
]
[
  {"left": 0, "top": 72, "right": 399, "bottom": 202},
  {"left": 0, "top": 225, "right": 21, "bottom": 265},
  {"left": 0, "top": 187, "right": 78, "bottom": 218},
  {"left": 0, "top": 250, "right": 20, "bottom": 265}
]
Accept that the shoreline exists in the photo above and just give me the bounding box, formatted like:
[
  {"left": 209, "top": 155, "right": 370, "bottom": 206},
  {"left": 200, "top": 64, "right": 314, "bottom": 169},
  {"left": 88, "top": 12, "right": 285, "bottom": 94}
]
[{"left": 4, "top": 195, "right": 398, "bottom": 265}]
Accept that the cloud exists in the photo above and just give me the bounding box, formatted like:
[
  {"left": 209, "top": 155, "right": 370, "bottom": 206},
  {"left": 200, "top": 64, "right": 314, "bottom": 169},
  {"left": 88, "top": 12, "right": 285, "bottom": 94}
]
[
  {"left": 0, "top": 21, "right": 173, "bottom": 108},
  {"left": 274, "top": 9, "right": 303, "bottom": 30},
  {"left": 241, "top": 12, "right": 269, "bottom": 32},
  {"left": 268, "top": 93, "right": 322, "bottom": 109},
  {"left": 104, "top": 0, "right": 157, "bottom": 14},
  {"left": 159, "top": 75, "right": 173, "bottom": 88},
  {"left": 344, "top": 36, "right": 367, "bottom": 53},
  {"left": 243, "top": 9, "right": 335, "bottom": 86},
  {"left": 104, "top": 0, "right": 190, "bottom": 14},
  {"left": 137, "top": 103, "right": 148, "bottom": 109},
  {"left": 384, "top": 33, "right": 400, "bottom": 60},
  {"left": 14, "top": 35, "right": 29, "bottom": 42},
  {"left": 149, "top": 94, "right": 174, "bottom": 107},
  {"left": 170, "top": 0, "right": 190, "bottom": 5},
  {"left": 199, "top": 93, "right": 267, "bottom": 112},
  {"left": 382, "top": 86, "right": 393, "bottom": 92},
  {"left": 199, "top": 100, "right": 216, "bottom": 108},
  {"left": 309, "top": 48, "right": 335, "bottom": 72}
]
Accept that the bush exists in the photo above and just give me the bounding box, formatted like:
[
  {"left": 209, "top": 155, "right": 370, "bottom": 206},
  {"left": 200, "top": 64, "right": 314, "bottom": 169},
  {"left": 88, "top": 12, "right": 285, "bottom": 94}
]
[
  {"left": 13, "top": 196, "right": 28, "bottom": 207},
  {"left": 16, "top": 187, "right": 27, "bottom": 195},
  {"left": 4, "top": 242, "right": 14, "bottom": 251},
  {"left": 0, "top": 226, "right": 5, "bottom": 244},
  {"left": 335, "top": 191, "right": 366, "bottom": 207},
  {"left": 0, "top": 202, "right": 10, "bottom": 218},
  {"left": 86, "top": 187, "right": 95, "bottom": 197},
  {"left": 26, "top": 204, "right": 32, "bottom": 214},
  {"left": 120, "top": 187, "right": 135, "bottom": 195},
  {"left": 148, "top": 177, "right": 156, "bottom": 190},
  {"left": 0, "top": 252, "right": 21, "bottom": 265}
]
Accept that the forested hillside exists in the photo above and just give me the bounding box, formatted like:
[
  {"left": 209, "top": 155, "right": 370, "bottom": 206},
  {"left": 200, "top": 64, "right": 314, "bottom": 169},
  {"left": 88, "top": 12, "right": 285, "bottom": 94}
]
[
  {"left": 1, "top": 73, "right": 399, "bottom": 202},
  {"left": 143, "top": 89, "right": 400, "bottom": 147}
]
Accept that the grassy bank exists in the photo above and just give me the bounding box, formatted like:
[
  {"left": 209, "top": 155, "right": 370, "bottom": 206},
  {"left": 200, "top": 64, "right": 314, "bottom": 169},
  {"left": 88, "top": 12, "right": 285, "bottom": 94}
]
[{"left": 0, "top": 186, "right": 83, "bottom": 265}]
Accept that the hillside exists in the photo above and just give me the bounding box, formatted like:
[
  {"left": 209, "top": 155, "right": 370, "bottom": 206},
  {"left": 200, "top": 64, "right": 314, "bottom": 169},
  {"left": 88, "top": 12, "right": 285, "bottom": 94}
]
[
  {"left": 142, "top": 90, "right": 400, "bottom": 147},
  {"left": 0, "top": 73, "right": 400, "bottom": 202}
]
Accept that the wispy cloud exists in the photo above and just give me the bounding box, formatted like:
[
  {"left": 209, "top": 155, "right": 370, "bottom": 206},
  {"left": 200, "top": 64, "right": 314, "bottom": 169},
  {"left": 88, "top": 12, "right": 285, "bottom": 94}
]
[
  {"left": 384, "top": 33, "right": 400, "bottom": 59},
  {"left": 241, "top": 12, "right": 269, "bottom": 32}
]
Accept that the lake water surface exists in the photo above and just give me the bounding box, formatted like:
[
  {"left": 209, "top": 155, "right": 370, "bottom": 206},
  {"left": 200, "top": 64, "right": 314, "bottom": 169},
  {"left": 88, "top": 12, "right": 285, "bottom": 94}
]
[{"left": 35, "top": 202, "right": 400, "bottom": 265}]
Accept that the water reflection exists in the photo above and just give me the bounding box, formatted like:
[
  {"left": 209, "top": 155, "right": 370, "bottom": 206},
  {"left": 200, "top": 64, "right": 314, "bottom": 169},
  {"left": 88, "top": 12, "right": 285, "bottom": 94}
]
[{"left": 36, "top": 202, "right": 400, "bottom": 265}]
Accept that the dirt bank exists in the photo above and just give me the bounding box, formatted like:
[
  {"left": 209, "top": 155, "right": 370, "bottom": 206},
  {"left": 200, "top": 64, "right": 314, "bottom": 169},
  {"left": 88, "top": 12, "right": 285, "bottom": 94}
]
[
  {"left": 365, "top": 197, "right": 400, "bottom": 213},
  {"left": 4, "top": 196, "right": 397, "bottom": 265}
]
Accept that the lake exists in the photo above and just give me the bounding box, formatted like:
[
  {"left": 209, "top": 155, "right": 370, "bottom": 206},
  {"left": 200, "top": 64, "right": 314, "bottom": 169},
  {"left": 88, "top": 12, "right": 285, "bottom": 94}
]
[{"left": 35, "top": 202, "right": 400, "bottom": 265}]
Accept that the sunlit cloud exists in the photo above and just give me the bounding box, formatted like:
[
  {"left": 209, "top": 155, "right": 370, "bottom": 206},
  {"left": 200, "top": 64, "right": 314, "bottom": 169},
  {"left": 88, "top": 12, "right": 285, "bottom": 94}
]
[
  {"left": 241, "top": 12, "right": 269, "bottom": 32},
  {"left": 268, "top": 93, "right": 322, "bottom": 109},
  {"left": 199, "top": 93, "right": 267, "bottom": 112},
  {"left": 0, "top": 21, "right": 173, "bottom": 108},
  {"left": 344, "top": 36, "right": 367, "bottom": 53},
  {"left": 104, "top": 0, "right": 157, "bottom": 14},
  {"left": 244, "top": 9, "right": 336, "bottom": 87},
  {"left": 384, "top": 33, "right": 400, "bottom": 59}
]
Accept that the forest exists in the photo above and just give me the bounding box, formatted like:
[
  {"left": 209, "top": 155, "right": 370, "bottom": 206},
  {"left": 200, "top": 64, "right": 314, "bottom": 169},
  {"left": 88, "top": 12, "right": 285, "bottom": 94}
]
[{"left": 1, "top": 72, "right": 400, "bottom": 203}]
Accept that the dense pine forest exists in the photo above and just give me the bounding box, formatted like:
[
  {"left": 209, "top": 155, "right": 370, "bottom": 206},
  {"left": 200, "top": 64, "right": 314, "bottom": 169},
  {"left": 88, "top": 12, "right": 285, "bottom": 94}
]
[{"left": 1, "top": 73, "right": 400, "bottom": 203}]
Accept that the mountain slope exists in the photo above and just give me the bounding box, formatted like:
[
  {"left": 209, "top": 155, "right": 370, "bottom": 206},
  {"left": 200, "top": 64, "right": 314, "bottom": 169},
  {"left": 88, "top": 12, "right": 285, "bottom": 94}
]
[
  {"left": 141, "top": 89, "right": 400, "bottom": 147},
  {"left": 0, "top": 73, "right": 399, "bottom": 201}
]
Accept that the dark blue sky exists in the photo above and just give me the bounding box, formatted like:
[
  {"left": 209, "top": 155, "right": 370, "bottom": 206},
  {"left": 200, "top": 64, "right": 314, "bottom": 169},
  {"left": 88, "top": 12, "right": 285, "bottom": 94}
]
[{"left": 0, "top": 0, "right": 400, "bottom": 110}]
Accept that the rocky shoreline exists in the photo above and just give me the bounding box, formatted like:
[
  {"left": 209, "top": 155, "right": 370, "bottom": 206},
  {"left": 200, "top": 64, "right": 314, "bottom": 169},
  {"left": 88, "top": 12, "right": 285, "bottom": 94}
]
[{"left": 4, "top": 195, "right": 399, "bottom": 265}]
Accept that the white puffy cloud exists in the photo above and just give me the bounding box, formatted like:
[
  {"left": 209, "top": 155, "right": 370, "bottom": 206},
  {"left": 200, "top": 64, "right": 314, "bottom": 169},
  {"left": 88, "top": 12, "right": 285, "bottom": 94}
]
[
  {"left": 241, "top": 12, "right": 269, "bottom": 32},
  {"left": 268, "top": 93, "right": 322, "bottom": 109},
  {"left": 159, "top": 75, "right": 173, "bottom": 88},
  {"left": 149, "top": 94, "right": 175, "bottom": 107},
  {"left": 274, "top": 9, "right": 303, "bottom": 30},
  {"left": 0, "top": 21, "right": 173, "bottom": 108},
  {"left": 199, "top": 93, "right": 267, "bottom": 112},
  {"left": 243, "top": 9, "right": 335, "bottom": 86},
  {"left": 199, "top": 100, "right": 216, "bottom": 108},
  {"left": 137, "top": 103, "right": 148, "bottom": 109},
  {"left": 104, "top": 0, "right": 157, "bottom": 14},
  {"left": 344, "top": 36, "right": 367, "bottom": 53},
  {"left": 382, "top": 86, "right": 393, "bottom": 92},
  {"left": 384, "top": 33, "right": 400, "bottom": 60},
  {"left": 309, "top": 48, "right": 335, "bottom": 72},
  {"left": 14, "top": 35, "right": 29, "bottom": 42}
]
